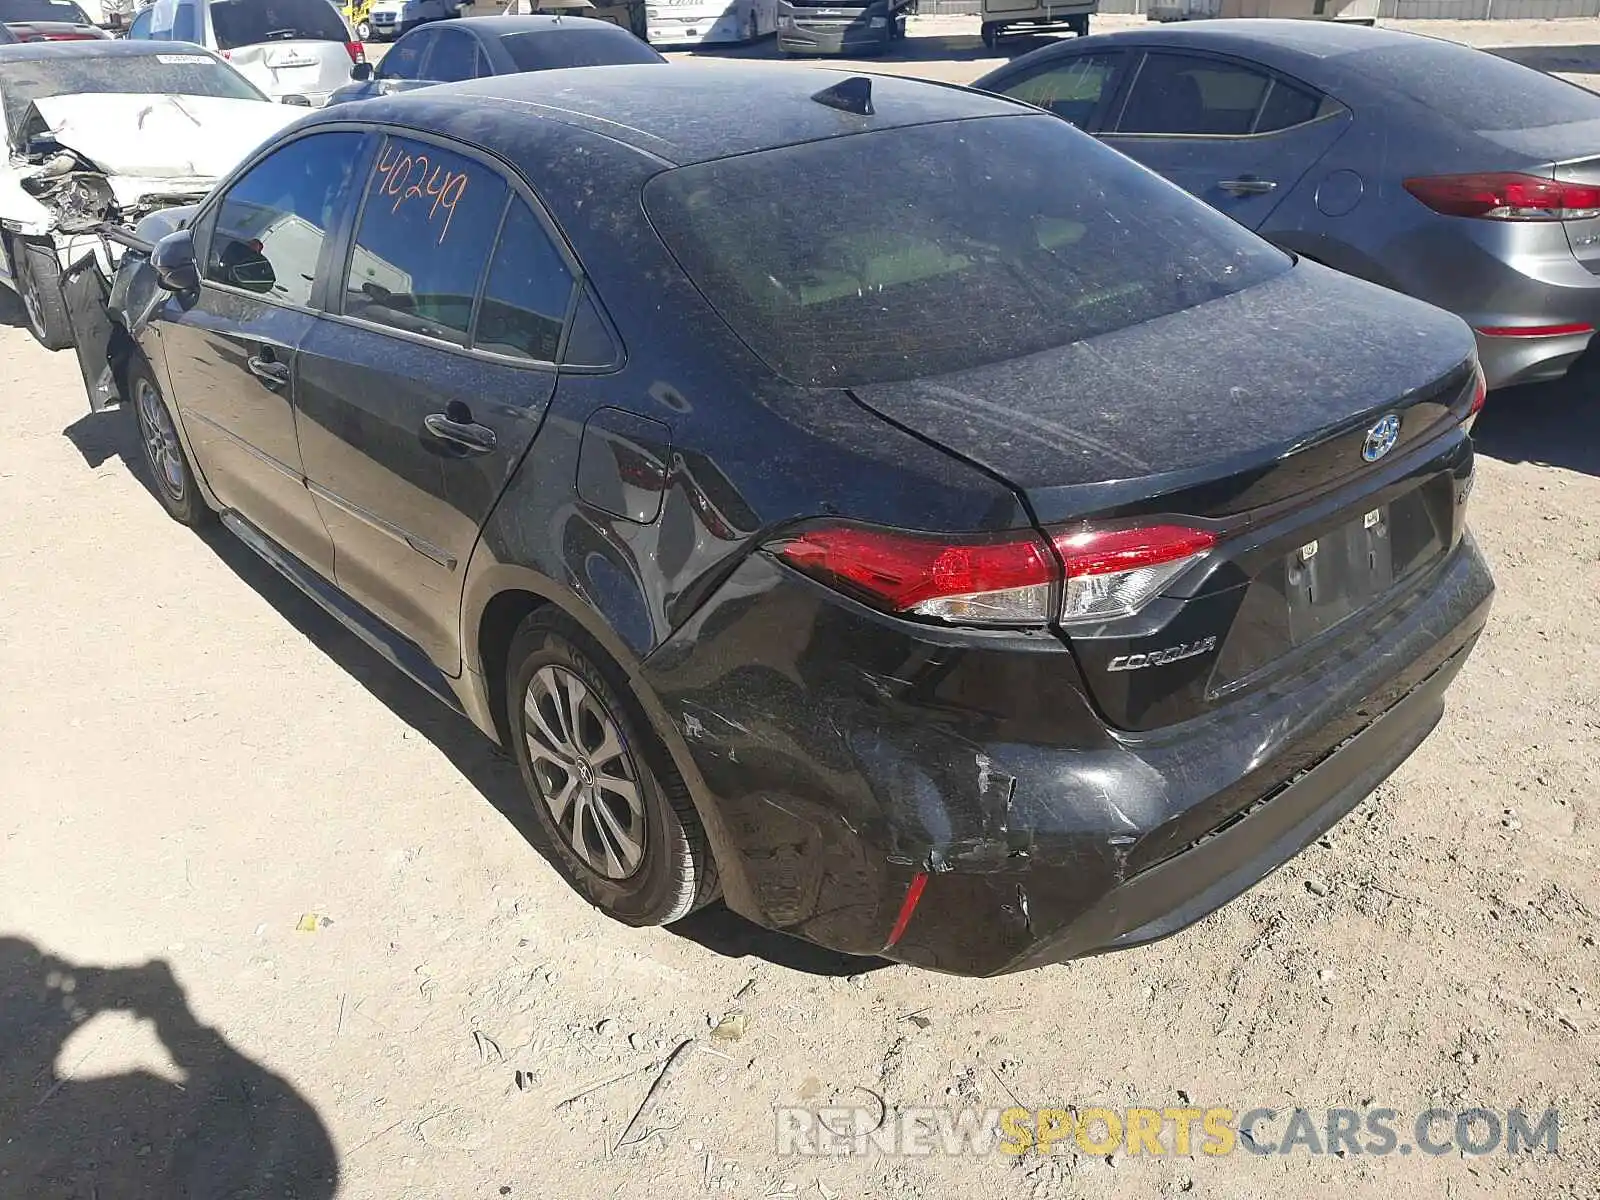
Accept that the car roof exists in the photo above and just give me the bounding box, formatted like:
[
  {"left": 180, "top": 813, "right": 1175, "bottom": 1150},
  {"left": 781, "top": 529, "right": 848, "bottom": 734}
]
[
  {"left": 0, "top": 38, "right": 212, "bottom": 62},
  {"left": 312, "top": 61, "right": 1026, "bottom": 166},
  {"left": 450, "top": 14, "right": 631, "bottom": 38},
  {"left": 1081, "top": 18, "right": 1441, "bottom": 58}
]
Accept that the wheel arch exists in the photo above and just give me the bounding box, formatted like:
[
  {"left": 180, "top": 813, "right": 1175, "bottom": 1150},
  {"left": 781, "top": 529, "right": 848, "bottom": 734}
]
[{"left": 459, "top": 561, "right": 760, "bottom": 916}]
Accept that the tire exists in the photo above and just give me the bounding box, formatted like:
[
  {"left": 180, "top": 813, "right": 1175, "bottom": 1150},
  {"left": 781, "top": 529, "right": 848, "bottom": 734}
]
[
  {"left": 980, "top": 20, "right": 999, "bottom": 48},
  {"left": 11, "top": 236, "right": 72, "bottom": 351},
  {"left": 356, "top": 18, "right": 371, "bottom": 38},
  {"left": 506, "top": 611, "right": 718, "bottom": 926},
  {"left": 127, "top": 356, "right": 210, "bottom": 527}
]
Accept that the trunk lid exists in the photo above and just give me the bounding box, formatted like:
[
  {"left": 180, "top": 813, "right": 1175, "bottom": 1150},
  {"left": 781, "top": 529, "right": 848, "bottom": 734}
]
[
  {"left": 227, "top": 40, "right": 353, "bottom": 103},
  {"left": 848, "top": 263, "right": 1479, "bottom": 731}
]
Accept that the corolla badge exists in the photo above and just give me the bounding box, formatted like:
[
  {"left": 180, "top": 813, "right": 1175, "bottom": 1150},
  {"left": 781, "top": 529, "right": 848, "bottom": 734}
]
[{"left": 1361, "top": 414, "right": 1401, "bottom": 463}]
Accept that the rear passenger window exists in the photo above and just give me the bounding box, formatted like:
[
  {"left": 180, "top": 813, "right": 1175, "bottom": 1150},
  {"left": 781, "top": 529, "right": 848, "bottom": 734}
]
[
  {"left": 205, "top": 130, "right": 365, "bottom": 306},
  {"left": 1255, "top": 79, "right": 1326, "bottom": 133},
  {"left": 343, "top": 136, "right": 506, "bottom": 345},
  {"left": 474, "top": 200, "right": 574, "bottom": 362},
  {"left": 1117, "top": 53, "right": 1271, "bottom": 136},
  {"left": 998, "top": 52, "right": 1122, "bottom": 129}
]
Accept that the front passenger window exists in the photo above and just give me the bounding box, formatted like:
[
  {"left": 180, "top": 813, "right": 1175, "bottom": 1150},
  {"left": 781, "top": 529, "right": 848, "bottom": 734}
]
[
  {"left": 378, "top": 30, "right": 433, "bottom": 79},
  {"left": 343, "top": 136, "right": 506, "bottom": 345},
  {"left": 999, "top": 53, "right": 1122, "bottom": 129},
  {"left": 205, "top": 131, "right": 366, "bottom": 306},
  {"left": 424, "top": 30, "right": 481, "bottom": 82}
]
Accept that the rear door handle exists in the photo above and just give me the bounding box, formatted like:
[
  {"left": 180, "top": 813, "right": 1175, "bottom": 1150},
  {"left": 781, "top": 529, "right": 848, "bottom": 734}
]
[
  {"left": 247, "top": 355, "right": 290, "bottom": 387},
  {"left": 1218, "top": 177, "right": 1278, "bottom": 196},
  {"left": 424, "top": 412, "right": 497, "bottom": 454}
]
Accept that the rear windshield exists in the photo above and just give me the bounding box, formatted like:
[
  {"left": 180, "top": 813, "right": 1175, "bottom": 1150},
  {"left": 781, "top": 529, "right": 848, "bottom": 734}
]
[
  {"left": 644, "top": 114, "right": 1290, "bottom": 388},
  {"left": 1343, "top": 42, "right": 1600, "bottom": 132},
  {"left": 500, "top": 26, "right": 663, "bottom": 71},
  {"left": 211, "top": 0, "right": 347, "bottom": 48},
  {"left": 0, "top": 52, "right": 264, "bottom": 141},
  {"left": 0, "top": 0, "right": 92, "bottom": 21}
]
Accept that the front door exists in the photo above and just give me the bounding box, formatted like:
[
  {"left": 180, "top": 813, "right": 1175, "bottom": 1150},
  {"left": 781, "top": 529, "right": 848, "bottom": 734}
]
[
  {"left": 1102, "top": 51, "right": 1351, "bottom": 231},
  {"left": 296, "top": 133, "right": 577, "bottom": 670},
  {"left": 159, "top": 129, "right": 370, "bottom": 579}
]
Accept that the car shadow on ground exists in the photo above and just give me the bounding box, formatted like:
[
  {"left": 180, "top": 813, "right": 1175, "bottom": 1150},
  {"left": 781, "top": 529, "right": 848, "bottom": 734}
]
[
  {"left": 1473, "top": 363, "right": 1600, "bottom": 478},
  {"left": 60, "top": 406, "right": 888, "bottom": 979},
  {"left": 0, "top": 286, "right": 30, "bottom": 334},
  {"left": 0, "top": 936, "right": 338, "bottom": 1198}
]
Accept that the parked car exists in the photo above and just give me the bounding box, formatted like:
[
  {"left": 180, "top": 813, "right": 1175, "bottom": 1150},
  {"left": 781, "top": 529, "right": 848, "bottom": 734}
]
[
  {"left": 0, "top": 38, "right": 302, "bottom": 348},
  {"left": 1, "top": 0, "right": 109, "bottom": 40},
  {"left": 361, "top": 0, "right": 456, "bottom": 43},
  {"left": 330, "top": 15, "right": 661, "bottom": 105},
  {"left": 974, "top": 21, "right": 1600, "bottom": 390},
  {"left": 66, "top": 65, "right": 1492, "bottom": 977},
  {"left": 125, "top": 0, "right": 362, "bottom": 106}
]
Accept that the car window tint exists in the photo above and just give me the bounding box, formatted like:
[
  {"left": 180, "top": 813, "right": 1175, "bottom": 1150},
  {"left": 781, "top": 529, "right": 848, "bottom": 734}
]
[
  {"left": 206, "top": 131, "right": 364, "bottom": 306},
  {"left": 474, "top": 199, "right": 573, "bottom": 361},
  {"left": 380, "top": 28, "right": 432, "bottom": 78},
  {"left": 500, "top": 26, "right": 663, "bottom": 71},
  {"left": 171, "top": 0, "right": 199, "bottom": 43},
  {"left": 210, "top": 0, "right": 347, "bottom": 49},
  {"left": 425, "top": 29, "right": 479, "bottom": 82},
  {"left": 344, "top": 136, "right": 506, "bottom": 345},
  {"left": 644, "top": 114, "right": 1289, "bottom": 388},
  {"left": 997, "top": 52, "right": 1121, "bottom": 129},
  {"left": 1118, "top": 53, "right": 1270, "bottom": 136},
  {"left": 1255, "top": 78, "right": 1324, "bottom": 133}
]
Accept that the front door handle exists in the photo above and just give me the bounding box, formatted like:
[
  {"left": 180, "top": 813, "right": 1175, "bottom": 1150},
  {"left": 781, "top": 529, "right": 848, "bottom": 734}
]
[
  {"left": 247, "top": 354, "right": 290, "bottom": 387},
  {"left": 1218, "top": 176, "right": 1278, "bottom": 196},
  {"left": 424, "top": 412, "right": 497, "bottom": 454}
]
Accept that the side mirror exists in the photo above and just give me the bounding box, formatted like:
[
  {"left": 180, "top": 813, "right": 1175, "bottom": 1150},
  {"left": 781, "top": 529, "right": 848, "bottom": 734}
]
[
  {"left": 281, "top": 93, "right": 313, "bottom": 106},
  {"left": 151, "top": 228, "right": 200, "bottom": 294},
  {"left": 350, "top": 61, "right": 373, "bottom": 81}
]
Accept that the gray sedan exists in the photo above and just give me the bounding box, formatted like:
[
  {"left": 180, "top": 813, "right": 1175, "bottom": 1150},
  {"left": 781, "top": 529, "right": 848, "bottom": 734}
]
[{"left": 974, "top": 21, "right": 1600, "bottom": 390}]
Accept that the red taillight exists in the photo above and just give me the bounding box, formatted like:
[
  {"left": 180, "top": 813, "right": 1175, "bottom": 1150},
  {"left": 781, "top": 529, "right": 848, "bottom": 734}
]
[
  {"left": 1051, "top": 525, "right": 1216, "bottom": 625},
  {"left": 767, "top": 520, "right": 1215, "bottom": 628},
  {"left": 346, "top": 39, "right": 365, "bottom": 63},
  {"left": 1403, "top": 172, "right": 1600, "bottom": 221},
  {"left": 1475, "top": 322, "right": 1594, "bottom": 338},
  {"left": 769, "top": 524, "right": 1057, "bottom": 626}
]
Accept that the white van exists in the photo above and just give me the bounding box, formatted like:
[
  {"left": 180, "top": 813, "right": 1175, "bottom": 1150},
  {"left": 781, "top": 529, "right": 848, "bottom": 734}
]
[{"left": 126, "top": 0, "right": 363, "bottom": 106}]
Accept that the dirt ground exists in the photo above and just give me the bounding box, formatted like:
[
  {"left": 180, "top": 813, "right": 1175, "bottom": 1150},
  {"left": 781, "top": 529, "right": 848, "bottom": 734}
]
[{"left": 3, "top": 18, "right": 1600, "bottom": 1200}]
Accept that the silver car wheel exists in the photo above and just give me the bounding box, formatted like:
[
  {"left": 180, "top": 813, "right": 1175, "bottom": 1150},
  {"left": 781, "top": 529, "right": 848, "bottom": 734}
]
[
  {"left": 135, "top": 378, "right": 185, "bottom": 502},
  {"left": 523, "top": 664, "right": 647, "bottom": 880}
]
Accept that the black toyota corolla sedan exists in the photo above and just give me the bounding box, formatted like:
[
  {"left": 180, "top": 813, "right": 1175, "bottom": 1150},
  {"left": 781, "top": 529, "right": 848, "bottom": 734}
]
[{"left": 67, "top": 63, "right": 1493, "bottom": 976}]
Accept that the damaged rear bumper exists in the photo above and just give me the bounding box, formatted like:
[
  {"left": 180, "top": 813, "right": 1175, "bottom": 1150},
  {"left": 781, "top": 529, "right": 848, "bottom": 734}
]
[{"left": 643, "top": 533, "right": 1493, "bottom": 977}]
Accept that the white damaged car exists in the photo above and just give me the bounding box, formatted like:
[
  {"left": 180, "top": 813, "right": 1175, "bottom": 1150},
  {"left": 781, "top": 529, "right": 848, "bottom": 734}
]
[{"left": 0, "top": 39, "right": 302, "bottom": 347}]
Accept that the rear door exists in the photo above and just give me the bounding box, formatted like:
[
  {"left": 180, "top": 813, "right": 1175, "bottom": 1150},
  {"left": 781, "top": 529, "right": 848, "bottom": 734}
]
[
  {"left": 208, "top": 0, "right": 356, "bottom": 102},
  {"left": 295, "top": 131, "right": 578, "bottom": 670},
  {"left": 1102, "top": 50, "right": 1351, "bottom": 230}
]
